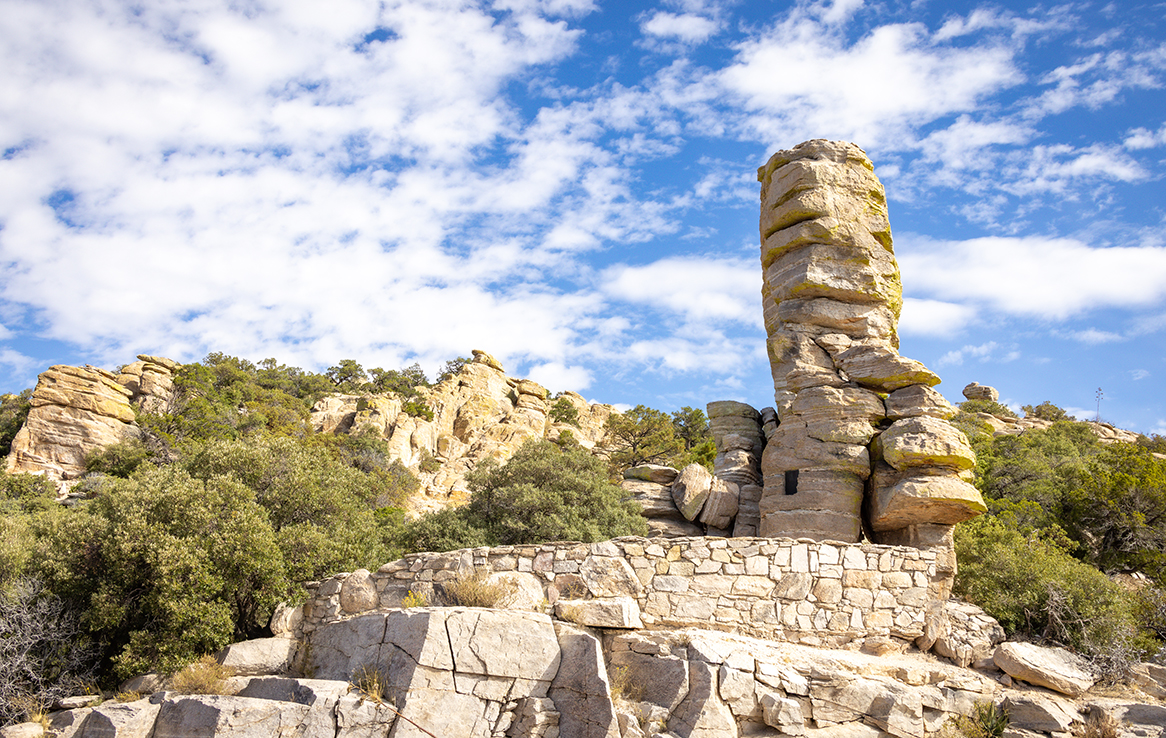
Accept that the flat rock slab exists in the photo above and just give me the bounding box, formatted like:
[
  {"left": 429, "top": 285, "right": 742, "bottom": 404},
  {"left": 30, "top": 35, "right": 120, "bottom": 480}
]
[{"left": 994, "top": 642, "right": 1096, "bottom": 697}]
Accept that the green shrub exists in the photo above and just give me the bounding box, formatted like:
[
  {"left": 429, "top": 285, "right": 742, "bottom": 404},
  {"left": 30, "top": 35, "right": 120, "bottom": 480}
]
[
  {"left": 959, "top": 399, "right": 1017, "bottom": 418},
  {"left": 1022, "top": 401, "right": 1072, "bottom": 421},
  {"left": 954, "top": 515, "right": 1144, "bottom": 662},
  {"left": 0, "top": 390, "right": 32, "bottom": 458},
  {"left": 466, "top": 439, "right": 648, "bottom": 545},
  {"left": 394, "top": 507, "right": 488, "bottom": 554},
  {"left": 27, "top": 465, "right": 290, "bottom": 680},
  {"left": 946, "top": 701, "right": 1008, "bottom": 738},
  {"left": 84, "top": 439, "right": 152, "bottom": 478},
  {"left": 549, "top": 397, "right": 580, "bottom": 426}
]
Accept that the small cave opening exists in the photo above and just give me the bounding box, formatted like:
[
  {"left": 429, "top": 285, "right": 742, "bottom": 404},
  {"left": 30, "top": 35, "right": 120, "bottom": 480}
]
[{"left": 784, "top": 469, "right": 799, "bottom": 495}]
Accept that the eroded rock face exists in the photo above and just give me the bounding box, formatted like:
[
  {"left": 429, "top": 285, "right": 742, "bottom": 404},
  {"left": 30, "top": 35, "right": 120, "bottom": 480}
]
[
  {"left": 309, "top": 350, "right": 614, "bottom": 514},
  {"left": 754, "top": 140, "right": 985, "bottom": 546},
  {"left": 5, "top": 365, "right": 139, "bottom": 481},
  {"left": 5, "top": 355, "right": 179, "bottom": 484}
]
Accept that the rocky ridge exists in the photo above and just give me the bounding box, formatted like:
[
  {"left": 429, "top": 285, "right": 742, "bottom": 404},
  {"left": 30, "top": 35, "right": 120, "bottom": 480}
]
[{"left": 308, "top": 350, "right": 613, "bottom": 511}]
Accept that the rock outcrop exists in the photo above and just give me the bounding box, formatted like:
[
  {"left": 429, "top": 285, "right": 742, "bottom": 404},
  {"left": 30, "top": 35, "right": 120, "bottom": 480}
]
[
  {"left": 753, "top": 140, "right": 985, "bottom": 551},
  {"left": 309, "top": 350, "right": 614, "bottom": 512},
  {"left": 5, "top": 355, "right": 178, "bottom": 483},
  {"left": 5, "top": 365, "right": 139, "bottom": 481}
]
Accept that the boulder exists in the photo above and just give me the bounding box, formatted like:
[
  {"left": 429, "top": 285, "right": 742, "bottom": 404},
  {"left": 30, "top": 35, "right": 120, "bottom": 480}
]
[
  {"left": 833, "top": 345, "right": 940, "bottom": 392},
  {"left": 697, "top": 478, "right": 739, "bottom": 529},
  {"left": 994, "top": 642, "right": 1096, "bottom": 697},
  {"left": 214, "top": 637, "right": 296, "bottom": 677},
  {"left": 622, "top": 464, "right": 680, "bottom": 485},
  {"left": 962, "top": 382, "right": 999, "bottom": 402},
  {"left": 1002, "top": 693, "right": 1081, "bottom": 733},
  {"left": 671, "top": 464, "right": 714, "bottom": 521},
  {"left": 338, "top": 569, "right": 378, "bottom": 614},
  {"left": 868, "top": 466, "right": 986, "bottom": 531},
  {"left": 875, "top": 417, "right": 975, "bottom": 471},
  {"left": 556, "top": 597, "right": 643, "bottom": 629},
  {"left": 885, "top": 385, "right": 956, "bottom": 420}
]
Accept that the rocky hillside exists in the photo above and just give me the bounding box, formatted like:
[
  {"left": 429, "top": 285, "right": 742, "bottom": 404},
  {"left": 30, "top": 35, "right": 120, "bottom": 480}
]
[{"left": 3, "top": 350, "right": 613, "bottom": 514}]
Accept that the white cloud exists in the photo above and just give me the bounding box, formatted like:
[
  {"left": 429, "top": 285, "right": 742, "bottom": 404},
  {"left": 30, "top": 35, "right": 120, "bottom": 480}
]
[
  {"left": 1125, "top": 124, "right": 1166, "bottom": 149},
  {"left": 527, "top": 361, "right": 594, "bottom": 392},
  {"left": 717, "top": 9, "right": 1022, "bottom": 150},
  {"left": 601, "top": 256, "right": 761, "bottom": 326},
  {"left": 898, "top": 298, "right": 978, "bottom": 336},
  {"left": 641, "top": 12, "right": 720, "bottom": 43},
  {"left": 1131, "top": 369, "right": 1150, "bottom": 380},
  {"left": 899, "top": 235, "right": 1166, "bottom": 320},
  {"left": 1067, "top": 328, "right": 1125, "bottom": 344},
  {"left": 935, "top": 341, "right": 1000, "bottom": 367}
]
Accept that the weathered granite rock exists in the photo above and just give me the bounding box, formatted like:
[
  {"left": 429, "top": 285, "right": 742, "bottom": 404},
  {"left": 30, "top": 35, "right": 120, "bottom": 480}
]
[
  {"left": 671, "top": 464, "right": 714, "bottom": 521},
  {"left": 875, "top": 417, "right": 976, "bottom": 472},
  {"left": 698, "top": 478, "right": 739, "bottom": 530},
  {"left": 756, "top": 140, "right": 983, "bottom": 545},
  {"left": 868, "top": 465, "right": 986, "bottom": 532},
  {"left": 994, "top": 642, "right": 1096, "bottom": 697},
  {"left": 1002, "top": 693, "right": 1081, "bottom": 733},
  {"left": 962, "top": 382, "right": 999, "bottom": 402},
  {"left": 557, "top": 597, "right": 643, "bottom": 629},
  {"left": 339, "top": 569, "right": 378, "bottom": 614},
  {"left": 623, "top": 464, "right": 680, "bottom": 485},
  {"left": 5, "top": 365, "right": 138, "bottom": 481},
  {"left": 306, "top": 353, "right": 614, "bottom": 515},
  {"left": 885, "top": 385, "right": 956, "bottom": 420},
  {"left": 214, "top": 638, "right": 296, "bottom": 677},
  {"left": 116, "top": 355, "right": 178, "bottom": 414}
]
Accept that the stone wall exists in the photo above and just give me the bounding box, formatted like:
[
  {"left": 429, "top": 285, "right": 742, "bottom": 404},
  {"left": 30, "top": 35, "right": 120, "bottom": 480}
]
[{"left": 294, "top": 536, "right": 956, "bottom": 655}]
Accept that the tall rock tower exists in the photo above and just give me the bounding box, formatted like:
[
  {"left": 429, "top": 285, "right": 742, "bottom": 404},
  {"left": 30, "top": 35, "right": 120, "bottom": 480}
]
[{"left": 756, "top": 140, "right": 985, "bottom": 548}]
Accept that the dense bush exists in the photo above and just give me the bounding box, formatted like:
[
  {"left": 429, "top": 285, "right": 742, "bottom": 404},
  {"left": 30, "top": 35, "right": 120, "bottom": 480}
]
[
  {"left": 397, "top": 439, "right": 647, "bottom": 552},
  {"left": 466, "top": 440, "right": 648, "bottom": 545},
  {"left": 958, "top": 398, "right": 1017, "bottom": 418},
  {"left": 954, "top": 515, "right": 1145, "bottom": 664},
  {"left": 0, "top": 390, "right": 32, "bottom": 457},
  {"left": 1023, "top": 401, "right": 1073, "bottom": 421},
  {"left": 0, "top": 579, "right": 101, "bottom": 726}
]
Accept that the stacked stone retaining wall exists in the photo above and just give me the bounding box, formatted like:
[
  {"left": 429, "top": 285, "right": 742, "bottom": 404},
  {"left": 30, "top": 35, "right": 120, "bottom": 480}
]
[{"left": 296, "top": 536, "right": 951, "bottom": 652}]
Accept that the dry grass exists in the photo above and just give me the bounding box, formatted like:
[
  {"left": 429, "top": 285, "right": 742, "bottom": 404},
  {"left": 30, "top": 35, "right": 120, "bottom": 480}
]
[
  {"left": 1073, "top": 710, "right": 1124, "bottom": 738},
  {"left": 440, "top": 571, "right": 517, "bottom": 609},
  {"left": 608, "top": 665, "right": 645, "bottom": 705},
  {"left": 170, "top": 655, "right": 235, "bottom": 695},
  {"left": 350, "top": 664, "right": 389, "bottom": 704},
  {"left": 114, "top": 691, "right": 142, "bottom": 703}
]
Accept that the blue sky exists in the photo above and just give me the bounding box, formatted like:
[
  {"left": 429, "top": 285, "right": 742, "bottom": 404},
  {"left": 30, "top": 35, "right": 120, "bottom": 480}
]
[{"left": 1, "top": 0, "right": 1165, "bottom": 433}]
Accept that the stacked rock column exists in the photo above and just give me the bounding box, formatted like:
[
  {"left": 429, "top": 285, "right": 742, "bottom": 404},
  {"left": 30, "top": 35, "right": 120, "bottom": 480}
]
[
  {"left": 755, "top": 139, "right": 986, "bottom": 552},
  {"left": 706, "top": 401, "right": 765, "bottom": 537}
]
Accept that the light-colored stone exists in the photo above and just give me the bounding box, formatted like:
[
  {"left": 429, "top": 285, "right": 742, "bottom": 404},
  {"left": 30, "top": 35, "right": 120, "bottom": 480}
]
[
  {"left": 556, "top": 597, "right": 643, "bottom": 629},
  {"left": 1002, "top": 693, "right": 1080, "bottom": 733},
  {"left": 875, "top": 417, "right": 976, "bottom": 471},
  {"left": 551, "top": 624, "right": 621, "bottom": 738},
  {"left": 994, "top": 642, "right": 1096, "bottom": 697},
  {"left": 697, "top": 478, "right": 739, "bottom": 529},
  {"left": 339, "top": 569, "right": 378, "bottom": 614},
  {"left": 623, "top": 464, "right": 680, "bottom": 485},
  {"left": 962, "top": 382, "right": 999, "bottom": 402},
  {"left": 868, "top": 466, "right": 986, "bottom": 531},
  {"left": 671, "top": 464, "right": 714, "bottom": 521},
  {"left": 215, "top": 637, "right": 295, "bottom": 677}
]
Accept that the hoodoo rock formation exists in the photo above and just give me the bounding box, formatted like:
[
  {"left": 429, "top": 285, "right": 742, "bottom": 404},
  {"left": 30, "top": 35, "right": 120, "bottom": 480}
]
[{"left": 751, "top": 140, "right": 985, "bottom": 548}]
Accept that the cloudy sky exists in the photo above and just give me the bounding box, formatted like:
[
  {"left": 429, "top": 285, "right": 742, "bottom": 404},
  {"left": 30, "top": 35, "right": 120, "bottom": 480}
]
[{"left": 1, "top": 0, "right": 1164, "bottom": 433}]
